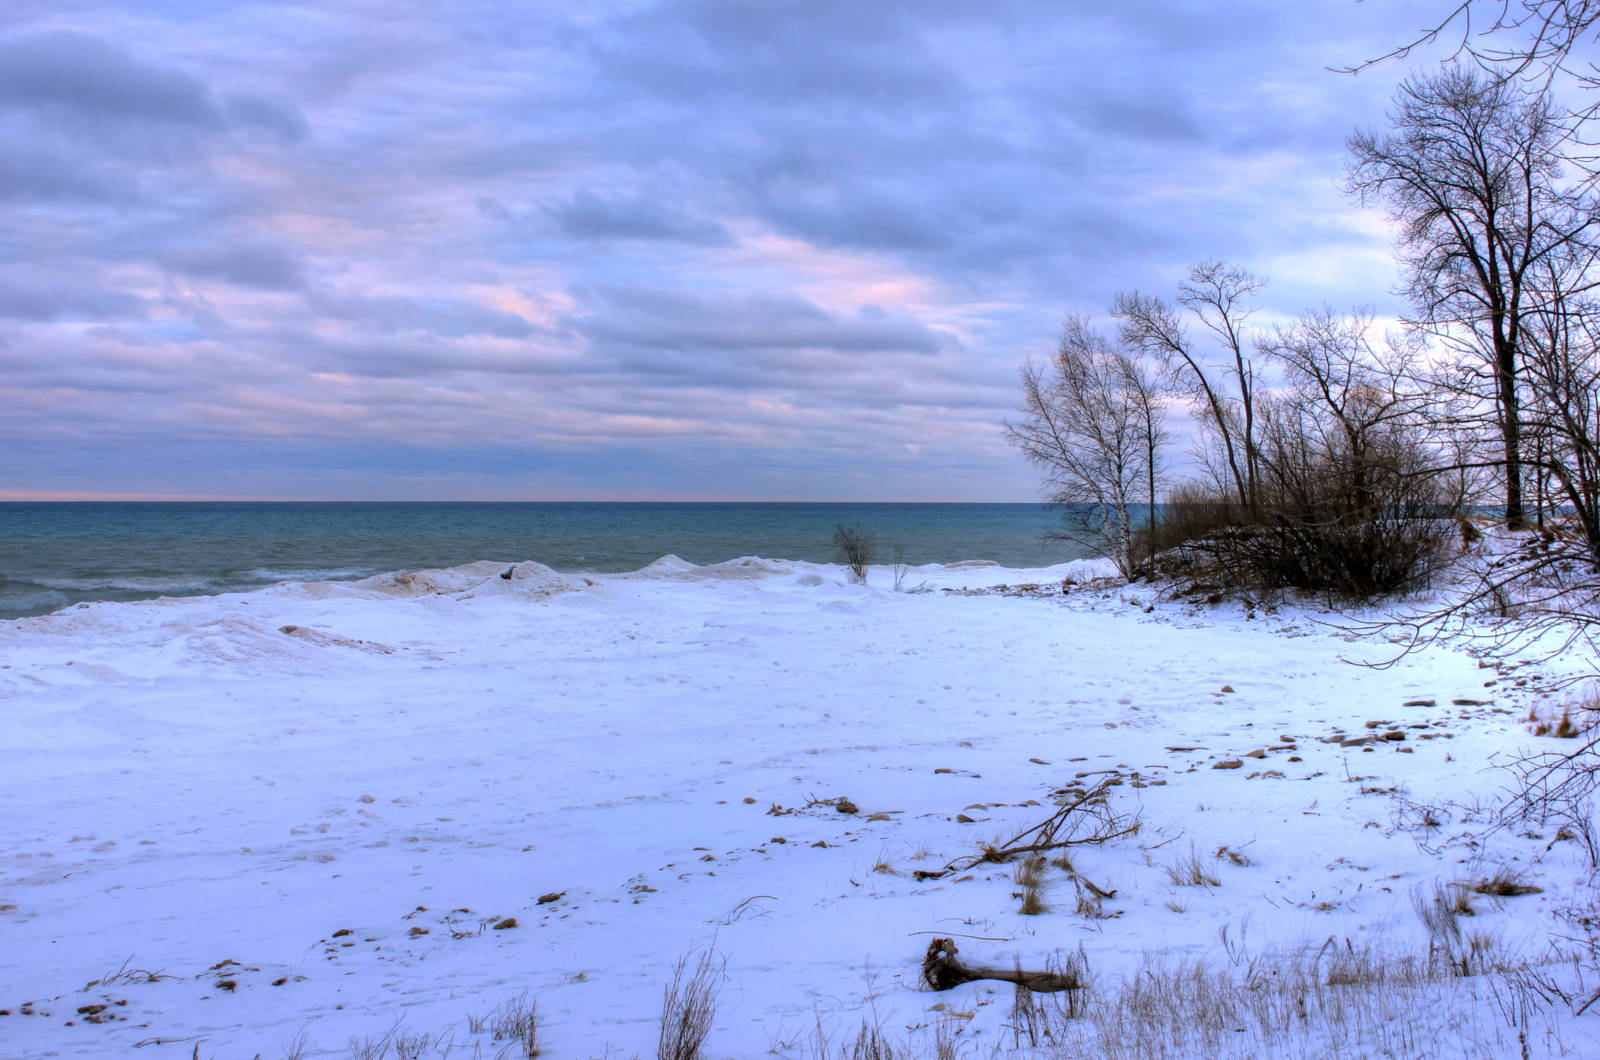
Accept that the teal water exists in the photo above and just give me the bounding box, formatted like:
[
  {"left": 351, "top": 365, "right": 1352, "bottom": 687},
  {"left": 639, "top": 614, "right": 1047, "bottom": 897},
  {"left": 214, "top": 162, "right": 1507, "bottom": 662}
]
[{"left": 0, "top": 502, "right": 1098, "bottom": 618}]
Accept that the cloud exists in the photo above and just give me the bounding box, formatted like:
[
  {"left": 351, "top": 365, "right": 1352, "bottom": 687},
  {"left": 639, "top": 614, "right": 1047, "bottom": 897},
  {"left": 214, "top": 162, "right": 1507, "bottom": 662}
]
[
  {"left": 310, "top": 292, "right": 536, "bottom": 339},
  {"left": 0, "top": 27, "right": 308, "bottom": 166},
  {"left": 0, "top": 29, "right": 219, "bottom": 126},
  {"left": 0, "top": 1, "right": 1440, "bottom": 499},
  {"left": 155, "top": 241, "right": 306, "bottom": 291},
  {"left": 222, "top": 90, "right": 309, "bottom": 143},
  {"left": 550, "top": 189, "right": 732, "bottom": 245},
  {"left": 0, "top": 143, "right": 135, "bottom": 202},
  {"left": 0, "top": 274, "right": 145, "bottom": 321},
  {"left": 572, "top": 285, "right": 948, "bottom": 364}
]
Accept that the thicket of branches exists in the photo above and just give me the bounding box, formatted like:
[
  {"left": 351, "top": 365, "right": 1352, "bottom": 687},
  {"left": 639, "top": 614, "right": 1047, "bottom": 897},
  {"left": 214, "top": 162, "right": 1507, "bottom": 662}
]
[{"left": 1009, "top": 61, "right": 1600, "bottom": 603}]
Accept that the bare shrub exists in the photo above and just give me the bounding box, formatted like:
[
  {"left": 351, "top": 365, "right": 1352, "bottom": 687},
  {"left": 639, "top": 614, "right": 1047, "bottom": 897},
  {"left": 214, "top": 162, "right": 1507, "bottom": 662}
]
[
  {"left": 659, "top": 948, "right": 721, "bottom": 1060},
  {"left": 1139, "top": 311, "right": 1462, "bottom": 602},
  {"left": 1135, "top": 480, "right": 1240, "bottom": 564},
  {"left": 1145, "top": 457, "right": 1458, "bottom": 603},
  {"left": 832, "top": 524, "right": 876, "bottom": 584}
]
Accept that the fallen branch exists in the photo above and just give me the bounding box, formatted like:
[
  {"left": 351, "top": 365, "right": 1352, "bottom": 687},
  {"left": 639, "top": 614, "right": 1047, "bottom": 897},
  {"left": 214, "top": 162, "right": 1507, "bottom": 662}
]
[
  {"left": 921, "top": 938, "right": 1081, "bottom": 993},
  {"left": 915, "top": 777, "right": 1139, "bottom": 880}
]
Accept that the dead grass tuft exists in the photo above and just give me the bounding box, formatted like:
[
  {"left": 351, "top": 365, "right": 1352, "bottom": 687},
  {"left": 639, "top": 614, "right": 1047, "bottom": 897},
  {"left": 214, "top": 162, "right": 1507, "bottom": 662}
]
[
  {"left": 486, "top": 993, "right": 540, "bottom": 1058},
  {"left": 658, "top": 948, "right": 721, "bottom": 1060},
  {"left": 1014, "top": 856, "right": 1050, "bottom": 915},
  {"left": 1165, "top": 848, "right": 1221, "bottom": 888},
  {"left": 1472, "top": 867, "right": 1543, "bottom": 897}
]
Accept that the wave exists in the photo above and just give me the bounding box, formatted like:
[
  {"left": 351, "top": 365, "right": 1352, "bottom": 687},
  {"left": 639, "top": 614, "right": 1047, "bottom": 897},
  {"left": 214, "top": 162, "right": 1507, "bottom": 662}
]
[
  {"left": 243, "top": 567, "right": 376, "bottom": 584},
  {"left": 14, "top": 574, "right": 224, "bottom": 594}
]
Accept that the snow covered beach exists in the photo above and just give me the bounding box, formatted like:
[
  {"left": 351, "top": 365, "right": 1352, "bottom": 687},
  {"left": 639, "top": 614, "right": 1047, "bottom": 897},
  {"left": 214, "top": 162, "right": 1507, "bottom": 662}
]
[{"left": 3, "top": 555, "right": 1597, "bottom": 1058}]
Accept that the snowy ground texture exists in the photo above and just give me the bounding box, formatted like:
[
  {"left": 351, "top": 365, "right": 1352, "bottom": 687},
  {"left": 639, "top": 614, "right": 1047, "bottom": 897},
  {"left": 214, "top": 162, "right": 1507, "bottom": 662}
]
[{"left": 4, "top": 550, "right": 1600, "bottom": 1059}]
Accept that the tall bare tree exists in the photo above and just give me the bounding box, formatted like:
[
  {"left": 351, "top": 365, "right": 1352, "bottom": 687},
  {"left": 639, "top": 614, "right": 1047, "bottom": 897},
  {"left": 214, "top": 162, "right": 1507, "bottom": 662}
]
[
  {"left": 1005, "top": 315, "right": 1167, "bottom": 577},
  {"left": 1347, "top": 66, "right": 1596, "bottom": 528},
  {"left": 1113, "top": 262, "right": 1264, "bottom": 514}
]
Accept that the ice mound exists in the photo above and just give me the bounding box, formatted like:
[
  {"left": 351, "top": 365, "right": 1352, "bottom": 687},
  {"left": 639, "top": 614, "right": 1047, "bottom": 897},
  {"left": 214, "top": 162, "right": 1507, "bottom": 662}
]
[
  {"left": 638, "top": 554, "right": 697, "bottom": 574},
  {"left": 701, "top": 556, "right": 791, "bottom": 579},
  {"left": 624, "top": 555, "right": 791, "bottom": 582},
  {"left": 355, "top": 561, "right": 514, "bottom": 597},
  {"left": 466, "top": 561, "right": 581, "bottom": 600},
  {"left": 1059, "top": 557, "right": 1121, "bottom": 582}
]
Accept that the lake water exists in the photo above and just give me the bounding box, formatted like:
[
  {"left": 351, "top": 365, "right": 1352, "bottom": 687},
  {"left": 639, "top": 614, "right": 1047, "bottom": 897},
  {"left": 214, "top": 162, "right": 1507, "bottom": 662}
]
[{"left": 0, "top": 502, "right": 1102, "bottom": 618}]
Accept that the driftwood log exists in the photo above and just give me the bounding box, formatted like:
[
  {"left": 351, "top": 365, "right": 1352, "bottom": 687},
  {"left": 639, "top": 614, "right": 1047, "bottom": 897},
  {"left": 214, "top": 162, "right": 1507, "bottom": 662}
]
[{"left": 921, "top": 938, "right": 1081, "bottom": 993}]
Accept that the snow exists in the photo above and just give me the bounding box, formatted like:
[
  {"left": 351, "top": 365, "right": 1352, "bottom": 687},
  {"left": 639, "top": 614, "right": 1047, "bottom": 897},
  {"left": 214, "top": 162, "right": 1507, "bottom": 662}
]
[{"left": 2, "top": 554, "right": 1597, "bottom": 1058}]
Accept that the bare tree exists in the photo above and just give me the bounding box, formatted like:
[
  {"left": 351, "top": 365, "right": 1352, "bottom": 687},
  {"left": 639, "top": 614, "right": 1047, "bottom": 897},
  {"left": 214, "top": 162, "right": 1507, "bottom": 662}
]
[
  {"left": 1523, "top": 249, "right": 1600, "bottom": 553},
  {"left": 1181, "top": 262, "right": 1266, "bottom": 511},
  {"left": 1118, "top": 344, "right": 1168, "bottom": 570},
  {"left": 1113, "top": 263, "right": 1264, "bottom": 514},
  {"left": 1347, "top": 66, "right": 1597, "bottom": 528},
  {"left": 1349, "top": 2, "right": 1600, "bottom": 144},
  {"left": 1004, "top": 315, "right": 1167, "bottom": 578}
]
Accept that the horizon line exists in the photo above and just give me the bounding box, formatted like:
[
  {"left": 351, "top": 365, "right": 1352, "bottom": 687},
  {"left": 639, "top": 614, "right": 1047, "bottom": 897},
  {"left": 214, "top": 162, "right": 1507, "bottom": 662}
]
[{"left": 0, "top": 492, "right": 1047, "bottom": 504}]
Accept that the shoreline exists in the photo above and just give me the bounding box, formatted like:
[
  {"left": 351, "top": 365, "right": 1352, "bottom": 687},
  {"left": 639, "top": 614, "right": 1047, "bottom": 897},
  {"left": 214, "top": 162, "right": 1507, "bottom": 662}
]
[{"left": 0, "top": 552, "right": 1111, "bottom": 621}]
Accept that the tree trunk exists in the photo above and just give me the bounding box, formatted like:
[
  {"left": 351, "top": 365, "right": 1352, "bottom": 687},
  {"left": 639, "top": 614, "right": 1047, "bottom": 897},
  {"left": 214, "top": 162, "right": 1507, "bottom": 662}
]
[{"left": 1498, "top": 338, "right": 1526, "bottom": 529}]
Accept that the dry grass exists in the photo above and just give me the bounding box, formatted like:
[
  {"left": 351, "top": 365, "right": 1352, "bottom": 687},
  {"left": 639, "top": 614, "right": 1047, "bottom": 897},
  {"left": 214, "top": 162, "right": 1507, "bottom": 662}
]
[
  {"left": 1164, "top": 848, "right": 1221, "bottom": 888},
  {"left": 1414, "top": 882, "right": 1515, "bottom": 979},
  {"left": 845, "top": 1021, "right": 896, "bottom": 1060},
  {"left": 1001, "top": 947, "right": 1091, "bottom": 1050},
  {"left": 864, "top": 937, "right": 1560, "bottom": 1058},
  {"left": 1013, "top": 856, "right": 1050, "bottom": 915},
  {"left": 1215, "top": 844, "right": 1253, "bottom": 867},
  {"left": 484, "top": 993, "right": 540, "bottom": 1058},
  {"left": 1473, "top": 866, "right": 1544, "bottom": 897},
  {"left": 1321, "top": 937, "right": 1425, "bottom": 987},
  {"left": 271, "top": 933, "right": 1572, "bottom": 1060},
  {"left": 92, "top": 956, "right": 178, "bottom": 988},
  {"left": 345, "top": 1021, "right": 441, "bottom": 1060},
  {"left": 658, "top": 948, "right": 721, "bottom": 1060},
  {"left": 1528, "top": 693, "right": 1597, "bottom": 739}
]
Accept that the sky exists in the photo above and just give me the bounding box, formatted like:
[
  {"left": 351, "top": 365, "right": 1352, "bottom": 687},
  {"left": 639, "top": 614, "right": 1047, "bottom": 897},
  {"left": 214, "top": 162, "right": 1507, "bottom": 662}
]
[{"left": 0, "top": 0, "right": 1460, "bottom": 501}]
